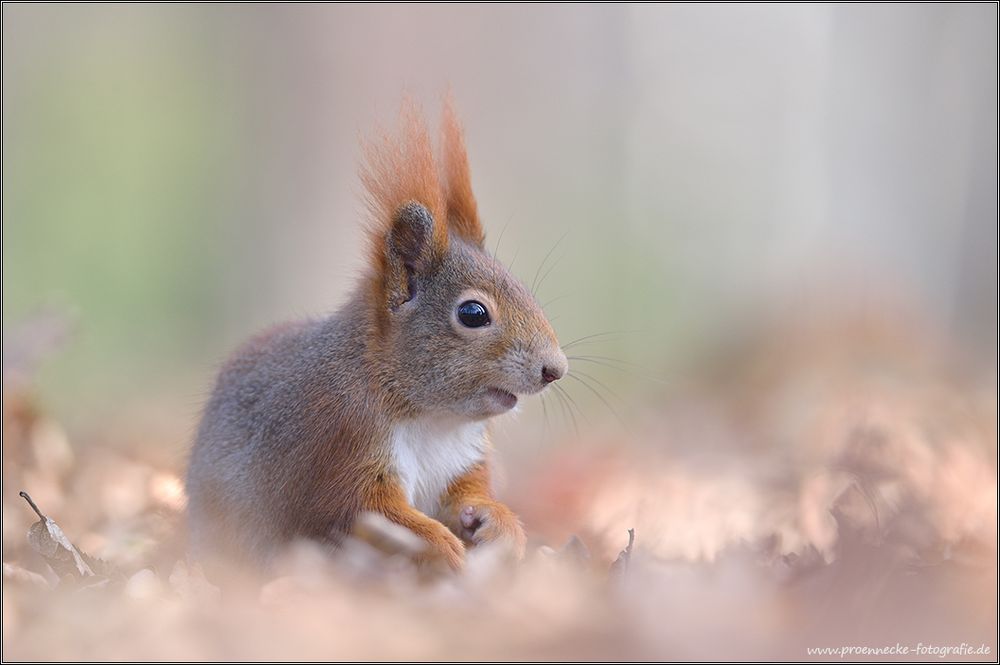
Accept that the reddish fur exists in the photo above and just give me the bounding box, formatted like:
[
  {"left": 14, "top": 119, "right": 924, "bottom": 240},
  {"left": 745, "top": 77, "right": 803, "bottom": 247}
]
[
  {"left": 441, "top": 95, "right": 484, "bottom": 246},
  {"left": 361, "top": 98, "right": 488, "bottom": 327},
  {"left": 362, "top": 471, "right": 465, "bottom": 571},
  {"left": 440, "top": 462, "right": 527, "bottom": 560},
  {"left": 361, "top": 101, "right": 448, "bottom": 318}
]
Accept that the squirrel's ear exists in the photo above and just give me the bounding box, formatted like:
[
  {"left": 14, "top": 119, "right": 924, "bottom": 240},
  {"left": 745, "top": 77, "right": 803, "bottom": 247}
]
[
  {"left": 361, "top": 100, "right": 449, "bottom": 311},
  {"left": 441, "top": 96, "right": 484, "bottom": 247},
  {"left": 384, "top": 202, "right": 438, "bottom": 307}
]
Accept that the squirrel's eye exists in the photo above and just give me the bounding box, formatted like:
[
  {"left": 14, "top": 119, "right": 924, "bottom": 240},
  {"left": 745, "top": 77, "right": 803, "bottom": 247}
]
[{"left": 457, "top": 300, "right": 490, "bottom": 328}]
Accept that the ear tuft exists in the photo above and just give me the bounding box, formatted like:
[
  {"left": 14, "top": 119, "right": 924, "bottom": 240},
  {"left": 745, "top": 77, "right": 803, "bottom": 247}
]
[
  {"left": 361, "top": 99, "right": 448, "bottom": 255},
  {"left": 362, "top": 100, "right": 449, "bottom": 312},
  {"left": 441, "top": 95, "right": 485, "bottom": 246}
]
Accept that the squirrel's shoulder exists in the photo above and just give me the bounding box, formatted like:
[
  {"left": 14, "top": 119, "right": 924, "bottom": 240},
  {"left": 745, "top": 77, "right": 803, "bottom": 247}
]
[
  {"left": 222, "top": 293, "right": 370, "bottom": 372},
  {"left": 218, "top": 318, "right": 318, "bottom": 378}
]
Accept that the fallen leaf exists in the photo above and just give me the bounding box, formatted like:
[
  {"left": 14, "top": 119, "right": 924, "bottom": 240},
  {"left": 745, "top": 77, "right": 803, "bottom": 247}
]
[
  {"left": 609, "top": 528, "right": 635, "bottom": 579},
  {"left": 20, "top": 490, "right": 120, "bottom": 585}
]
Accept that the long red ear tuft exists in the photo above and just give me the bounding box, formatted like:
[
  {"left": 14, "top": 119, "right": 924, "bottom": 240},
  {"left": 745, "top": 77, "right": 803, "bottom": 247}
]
[
  {"left": 441, "top": 95, "right": 484, "bottom": 246},
  {"left": 361, "top": 100, "right": 449, "bottom": 313},
  {"left": 361, "top": 99, "right": 449, "bottom": 263}
]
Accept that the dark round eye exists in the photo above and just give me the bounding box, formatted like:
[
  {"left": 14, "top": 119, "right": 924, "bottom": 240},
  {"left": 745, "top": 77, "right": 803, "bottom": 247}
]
[{"left": 457, "top": 300, "right": 490, "bottom": 328}]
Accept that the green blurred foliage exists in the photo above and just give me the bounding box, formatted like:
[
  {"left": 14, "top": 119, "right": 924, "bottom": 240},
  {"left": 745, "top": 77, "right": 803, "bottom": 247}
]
[{"left": 3, "top": 16, "right": 239, "bottom": 421}]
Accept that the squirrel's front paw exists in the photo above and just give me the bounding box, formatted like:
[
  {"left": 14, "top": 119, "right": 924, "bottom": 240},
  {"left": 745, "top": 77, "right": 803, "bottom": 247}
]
[
  {"left": 418, "top": 523, "right": 466, "bottom": 572},
  {"left": 459, "top": 501, "right": 527, "bottom": 561}
]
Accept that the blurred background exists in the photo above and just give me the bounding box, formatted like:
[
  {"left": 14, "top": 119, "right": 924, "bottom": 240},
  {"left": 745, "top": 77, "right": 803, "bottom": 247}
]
[{"left": 2, "top": 3, "right": 997, "bottom": 660}]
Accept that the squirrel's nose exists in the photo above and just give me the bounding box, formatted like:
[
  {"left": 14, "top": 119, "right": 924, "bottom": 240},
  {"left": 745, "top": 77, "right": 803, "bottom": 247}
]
[{"left": 541, "top": 351, "right": 568, "bottom": 384}]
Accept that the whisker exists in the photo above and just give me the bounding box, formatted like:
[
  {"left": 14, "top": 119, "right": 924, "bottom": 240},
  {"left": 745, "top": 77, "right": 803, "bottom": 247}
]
[
  {"left": 539, "top": 390, "right": 551, "bottom": 436},
  {"left": 560, "top": 330, "right": 638, "bottom": 351},
  {"left": 552, "top": 382, "right": 582, "bottom": 437},
  {"left": 566, "top": 372, "right": 628, "bottom": 431},
  {"left": 542, "top": 294, "right": 571, "bottom": 310},
  {"left": 531, "top": 230, "right": 569, "bottom": 297},
  {"left": 491, "top": 218, "right": 511, "bottom": 293},
  {"left": 563, "top": 338, "right": 624, "bottom": 350},
  {"left": 567, "top": 355, "right": 629, "bottom": 368},
  {"left": 492, "top": 218, "right": 510, "bottom": 264},
  {"left": 566, "top": 355, "right": 670, "bottom": 386},
  {"left": 549, "top": 384, "right": 570, "bottom": 432},
  {"left": 570, "top": 368, "right": 625, "bottom": 408},
  {"left": 548, "top": 383, "right": 572, "bottom": 435},
  {"left": 507, "top": 245, "right": 520, "bottom": 275},
  {"left": 533, "top": 251, "right": 565, "bottom": 297},
  {"left": 557, "top": 382, "right": 587, "bottom": 424}
]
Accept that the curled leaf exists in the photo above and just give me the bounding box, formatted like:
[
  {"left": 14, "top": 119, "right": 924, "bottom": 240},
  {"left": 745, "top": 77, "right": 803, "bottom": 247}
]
[{"left": 20, "top": 490, "right": 117, "bottom": 584}]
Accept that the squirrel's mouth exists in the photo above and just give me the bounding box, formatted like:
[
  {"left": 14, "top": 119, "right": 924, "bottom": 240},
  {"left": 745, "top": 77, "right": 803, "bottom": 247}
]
[{"left": 485, "top": 387, "right": 518, "bottom": 411}]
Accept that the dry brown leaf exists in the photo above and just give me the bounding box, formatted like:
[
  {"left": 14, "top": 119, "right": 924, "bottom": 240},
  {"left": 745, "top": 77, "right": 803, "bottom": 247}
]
[{"left": 19, "top": 491, "right": 120, "bottom": 585}]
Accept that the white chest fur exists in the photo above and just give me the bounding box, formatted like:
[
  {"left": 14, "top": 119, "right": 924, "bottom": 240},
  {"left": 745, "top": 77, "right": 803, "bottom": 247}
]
[{"left": 389, "top": 417, "right": 488, "bottom": 516}]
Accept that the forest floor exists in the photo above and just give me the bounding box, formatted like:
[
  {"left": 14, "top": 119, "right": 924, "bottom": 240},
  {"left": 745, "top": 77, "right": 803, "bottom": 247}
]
[{"left": 2, "top": 307, "right": 997, "bottom": 661}]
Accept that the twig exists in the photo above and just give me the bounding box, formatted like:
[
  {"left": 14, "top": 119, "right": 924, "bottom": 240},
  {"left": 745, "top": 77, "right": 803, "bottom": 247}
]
[{"left": 19, "top": 491, "right": 46, "bottom": 520}]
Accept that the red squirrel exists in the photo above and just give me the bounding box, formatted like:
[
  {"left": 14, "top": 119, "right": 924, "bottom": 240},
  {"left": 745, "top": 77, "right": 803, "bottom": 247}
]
[{"left": 185, "top": 100, "right": 567, "bottom": 572}]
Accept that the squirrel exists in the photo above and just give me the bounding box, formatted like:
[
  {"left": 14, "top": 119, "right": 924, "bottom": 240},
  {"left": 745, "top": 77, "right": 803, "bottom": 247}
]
[{"left": 185, "top": 99, "right": 567, "bottom": 573}]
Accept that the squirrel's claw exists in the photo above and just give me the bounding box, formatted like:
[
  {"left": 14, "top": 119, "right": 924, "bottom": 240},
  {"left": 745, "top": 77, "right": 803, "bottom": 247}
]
[{"left": 458, "top": 501, "right": 527, "bottom": 561}]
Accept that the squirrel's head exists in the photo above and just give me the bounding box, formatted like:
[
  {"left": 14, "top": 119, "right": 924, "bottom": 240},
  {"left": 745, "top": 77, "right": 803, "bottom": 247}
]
[{"left": 361, "top": 99, "right": 567, "bottom": 420}]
